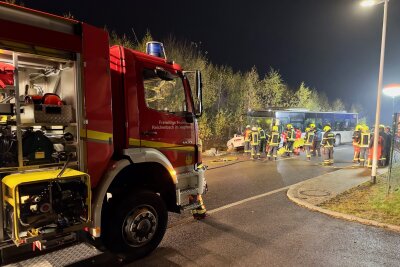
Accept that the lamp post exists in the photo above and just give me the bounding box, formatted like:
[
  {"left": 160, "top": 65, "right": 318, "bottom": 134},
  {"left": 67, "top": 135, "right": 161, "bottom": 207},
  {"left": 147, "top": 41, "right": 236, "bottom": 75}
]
[{"left": 361, "top": 0, "right": 389, "bottom": 184}]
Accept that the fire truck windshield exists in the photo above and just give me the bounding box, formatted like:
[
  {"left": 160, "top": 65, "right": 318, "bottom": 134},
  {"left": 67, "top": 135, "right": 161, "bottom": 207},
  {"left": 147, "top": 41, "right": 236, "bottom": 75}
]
[{"left": 143, "top": 68, "right": 187, "bottom": 114}]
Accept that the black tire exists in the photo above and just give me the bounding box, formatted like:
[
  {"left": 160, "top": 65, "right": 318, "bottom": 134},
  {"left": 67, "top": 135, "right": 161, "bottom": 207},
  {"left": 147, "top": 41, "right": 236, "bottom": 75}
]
[{"left": 102, "top": 191, "right": 168, "bottom": 260}]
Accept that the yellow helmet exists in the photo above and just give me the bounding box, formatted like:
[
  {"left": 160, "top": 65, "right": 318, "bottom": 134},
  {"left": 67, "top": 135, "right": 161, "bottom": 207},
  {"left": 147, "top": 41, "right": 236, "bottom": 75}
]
[
  {"left": 309, "top": 123, "right": 316, "bottom": 129},
  {"left": 323, "top": 125, "right": 331, "bottom": 132},
  {"left": 272, "top": 125, "right": 278, "bottom": 132},
  {"left": 362, "top": 125, "right": 369, "bottom": 132},
  {"left": 246, "top": 125, "right": 250, "bottom": 128},
  {"left": 355, "top": 125, "right": 362, "bottom": 131},
  {"left": 379, "top": 124, "right": 385, "bottom": 129},
  {"left": 305, "top": 127, "right": 310, "bottom": 132},
  {"left": 287, "top": 124, "right": 293, "bottom": 129}
]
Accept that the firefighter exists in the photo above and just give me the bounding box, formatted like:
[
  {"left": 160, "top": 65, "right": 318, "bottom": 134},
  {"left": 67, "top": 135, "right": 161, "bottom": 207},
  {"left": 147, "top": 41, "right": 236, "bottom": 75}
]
[
  {"left": 379, "top": 125, "right": 388, "bottom": 166},
  {"left": 258, "top": 127, "right": 267, "bottom": 157},
  {"left": 321, "top": 125, "right": 335, "bottom": 165},
  {"left": 285, "top": 124, "right": 295, "bottom": 156},
  {"left": 358, "top": 125, "right": 370, "bottom": 166},
  {"left": 304, "top": 127, "right": 315, "bottom": 160},
  {"left": 384, "top": 126, "right": 392, "bottom": 166},
  {"left": 267, "top": 125, "right": 280, "bottom": 160},
  {"left": 352, "top": 124, "right": 362, "bottom": 163},
  {"left": 189, "top": 194, "right": 207, "bottom": 220},
  {"left": 189, "top": 163, "right": 207, "bottom": 219},
  {"left": 244, "top": 125, "right": 251, "bottom": 155},
  {"left": 249, "top": 126, "right": 260, "bottom": 159},
  {"left": 310, "top": 123, "right": 321, "bottom": 157},
  {"left": 293, "top": 128, "right": 302, "bottom": 155},
  {"left": 367, "top": 129, "right": 385, "bottom": 168}
]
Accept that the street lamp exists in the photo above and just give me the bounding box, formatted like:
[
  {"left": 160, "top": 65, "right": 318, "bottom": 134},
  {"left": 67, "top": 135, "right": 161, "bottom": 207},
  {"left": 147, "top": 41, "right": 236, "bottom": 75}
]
[
  {"left": 383, "top": 84, "right": 400, "bottom": 116},
  {"left": 361, "top": 0, "right": 389, "bottom": 184}
]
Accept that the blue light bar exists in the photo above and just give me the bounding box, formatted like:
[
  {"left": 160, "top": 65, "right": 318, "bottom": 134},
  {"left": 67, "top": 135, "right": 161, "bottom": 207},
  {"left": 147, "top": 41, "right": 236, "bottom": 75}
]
[{"left": 146, "top": 41, "right": 166, "bottom": 59}]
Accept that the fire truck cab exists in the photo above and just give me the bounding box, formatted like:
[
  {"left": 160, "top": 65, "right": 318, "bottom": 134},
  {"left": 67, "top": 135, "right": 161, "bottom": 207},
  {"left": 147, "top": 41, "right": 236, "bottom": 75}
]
[{"left": 0, "top": 2, "right": 205, "bottom": 262}]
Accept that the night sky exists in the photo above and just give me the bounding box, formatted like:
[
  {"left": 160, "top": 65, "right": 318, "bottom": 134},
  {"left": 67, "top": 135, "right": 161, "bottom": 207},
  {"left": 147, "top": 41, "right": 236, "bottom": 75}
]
[{"left": 21, "top": 0, "right": 400, "bottom": 125}]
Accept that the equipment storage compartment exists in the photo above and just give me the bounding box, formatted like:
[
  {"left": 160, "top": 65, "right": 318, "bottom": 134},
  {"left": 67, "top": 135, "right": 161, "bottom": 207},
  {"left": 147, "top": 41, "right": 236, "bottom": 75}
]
[
  {"left": 2, "top": 169, "right": 90, "bottom": 245},
  {"left": 0, "top": 48, "right": 81, "bottom": 171}
]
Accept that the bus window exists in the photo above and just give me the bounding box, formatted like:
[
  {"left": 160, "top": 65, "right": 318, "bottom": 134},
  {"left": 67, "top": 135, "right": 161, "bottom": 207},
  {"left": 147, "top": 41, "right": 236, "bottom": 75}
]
[
  {"left": 319, "top": 113, "right": 334, "bottom": 128},
  {"left": 305, "top": 112, "right": 317, "bottom": 128},
  {"left": 288, "top": 112, "right": 305, "bottom": 130}
]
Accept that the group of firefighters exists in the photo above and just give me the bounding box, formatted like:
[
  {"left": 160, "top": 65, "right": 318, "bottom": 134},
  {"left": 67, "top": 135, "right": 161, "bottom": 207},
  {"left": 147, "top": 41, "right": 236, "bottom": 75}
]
[
  {"left": 352, "top": 124, "right": 392, "bottom": 167},
  {"left": 243, "top": 123, "right": 336, "bottom": 165},
  {"left": 194, "top": 123, "right": 393, "bottom": 221}
]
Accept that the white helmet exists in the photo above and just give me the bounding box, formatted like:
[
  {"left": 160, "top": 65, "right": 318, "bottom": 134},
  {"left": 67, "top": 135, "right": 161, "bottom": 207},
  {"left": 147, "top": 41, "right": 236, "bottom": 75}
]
[
  {"left": 251, "top": 126, "right": 257, "bottom": 131},
  {"left": 246, "top": 125, "right": 251, "bottom": 128}
]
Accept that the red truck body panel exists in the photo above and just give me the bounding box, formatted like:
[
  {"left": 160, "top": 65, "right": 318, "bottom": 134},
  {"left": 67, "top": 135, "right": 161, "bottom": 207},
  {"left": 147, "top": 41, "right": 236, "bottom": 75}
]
[
  {"left": 82, "top": 24, "right": 114, "bottom": 188},
  {"left": 0, "top": 18, "right": 81, "bottom": 54},
  {"left": 0, "top": 1, "right": 199, "bottom": 187}
]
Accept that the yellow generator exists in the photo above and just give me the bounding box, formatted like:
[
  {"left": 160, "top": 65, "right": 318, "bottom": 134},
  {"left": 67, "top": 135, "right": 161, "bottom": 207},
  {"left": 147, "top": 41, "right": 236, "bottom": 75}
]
[{"left": 2, "top": 169, "right": 90, "bottom": 245}]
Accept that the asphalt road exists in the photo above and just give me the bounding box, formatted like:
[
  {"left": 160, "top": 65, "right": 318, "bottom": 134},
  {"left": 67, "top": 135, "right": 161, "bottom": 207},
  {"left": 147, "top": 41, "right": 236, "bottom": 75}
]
[
  {"left": 127, "top": 144, "right": 400, "bottom": 266},
  {"left": 13, "top": 144, "right": 399, "bottom": 266}
]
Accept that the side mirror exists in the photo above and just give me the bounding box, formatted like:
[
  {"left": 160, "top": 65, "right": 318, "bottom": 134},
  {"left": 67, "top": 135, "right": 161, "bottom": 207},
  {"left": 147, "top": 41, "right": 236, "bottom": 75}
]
[
  {"left": 195, "top": 70, "right": 203, "bottom": 118},
  {"left": 185, "top": 112, "right": 194, "bottom": 123}
]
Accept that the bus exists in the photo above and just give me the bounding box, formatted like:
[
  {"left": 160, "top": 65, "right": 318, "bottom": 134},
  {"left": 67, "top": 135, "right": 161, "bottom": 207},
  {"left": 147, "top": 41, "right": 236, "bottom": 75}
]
[{"left": 247, "top": 109, "right": 358, "bottom": 145}]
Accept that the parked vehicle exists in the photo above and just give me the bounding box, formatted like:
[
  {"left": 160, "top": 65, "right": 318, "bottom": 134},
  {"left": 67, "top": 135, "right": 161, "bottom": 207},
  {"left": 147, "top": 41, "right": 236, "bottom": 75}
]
[{"left": 227, "top": 134, "right": 245, "bottom": 150}]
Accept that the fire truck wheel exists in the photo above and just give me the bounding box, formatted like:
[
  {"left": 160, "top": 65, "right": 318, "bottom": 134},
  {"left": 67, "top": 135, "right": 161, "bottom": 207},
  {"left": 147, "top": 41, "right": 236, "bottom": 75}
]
[{"left": 102, "top": 190, "right": 168, "bottom": 259}]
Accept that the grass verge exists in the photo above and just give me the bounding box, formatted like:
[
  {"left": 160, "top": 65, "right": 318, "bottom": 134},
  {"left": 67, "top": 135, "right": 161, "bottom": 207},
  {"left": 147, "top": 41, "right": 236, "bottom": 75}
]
[{"left": 321, "top": 170, "right": 400, "bottom": 226}]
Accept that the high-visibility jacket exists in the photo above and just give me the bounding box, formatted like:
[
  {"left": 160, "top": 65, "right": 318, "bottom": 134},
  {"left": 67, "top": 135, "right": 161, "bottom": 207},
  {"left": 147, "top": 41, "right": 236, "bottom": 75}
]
[
  {"left": 359, "top": 132, "right": 370, "bottom": 148},
  {"left": 269, "top": 132, "right": 280, "bottom": 146},
  {"left": 259, "top": 129, "right": 266, "bottom": 140},
  {"left": 321, "top": 131, "right": 335, "bottom": 147},
  {"left": 250, "top": 131, "right": 259, "bottom": 145},
  {"left": 304, "top": 131, "right": 315, "bottom": 146},
  {"left": 287, "top": 129, "right": 295, "bottom": 142},
  {"left": 244, "top": 129, "right": 251, "bottom": 141}
]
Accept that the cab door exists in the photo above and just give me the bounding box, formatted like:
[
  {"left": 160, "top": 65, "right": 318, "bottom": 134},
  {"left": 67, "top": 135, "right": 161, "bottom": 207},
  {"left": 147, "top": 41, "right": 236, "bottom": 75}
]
[{"left": 135, "top": 61, "right": 196, "bottom": 169}]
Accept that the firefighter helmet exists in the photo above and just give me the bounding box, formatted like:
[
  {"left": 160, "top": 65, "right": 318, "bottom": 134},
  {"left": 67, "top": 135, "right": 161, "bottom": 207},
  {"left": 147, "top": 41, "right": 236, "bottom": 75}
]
[
  {"left": 246, "top": 125, "right": 250, "bottom": 128},
  {"left": 251, "top": 126, "right": 257, "bottom": 131},
  {"left": 355, "top": 124, "right": 362, "bottom": 131},
  {"left": 362, "top": 125, "right": 369, "bottom": 132},
  {"left": 305, "top": 127, "right": 310, "bottom": 132},
  {"left": 272, "top": 125, "right": 278, "bottom": 132},
  {"left": 309, "top": 123, "right": 316, "bottom": 129},
  {"left": 323, "top": 125, "right": 331, "bottom": 132},
  {"left": 287, "top": 124, "right": 293, "bottom": 129},
  {"left": 379, "top": 124, "right": 385, "bottom": 129}
]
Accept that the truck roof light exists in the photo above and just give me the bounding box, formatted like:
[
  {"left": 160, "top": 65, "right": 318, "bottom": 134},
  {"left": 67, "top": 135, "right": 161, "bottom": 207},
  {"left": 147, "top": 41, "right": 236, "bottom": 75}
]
[{"left": 146, "top": 41, "right": 167, "bottom": 59}]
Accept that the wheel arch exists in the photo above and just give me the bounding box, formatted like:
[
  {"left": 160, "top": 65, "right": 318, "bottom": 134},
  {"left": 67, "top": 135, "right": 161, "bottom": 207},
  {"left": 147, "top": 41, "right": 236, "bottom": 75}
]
[{"left": 91, "top": 148, "right": 179, "bottom": 235}]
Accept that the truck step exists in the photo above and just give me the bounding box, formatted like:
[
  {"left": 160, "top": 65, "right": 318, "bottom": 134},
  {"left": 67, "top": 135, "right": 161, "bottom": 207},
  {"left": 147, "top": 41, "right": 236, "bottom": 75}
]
[
  {"left": 180, "top": 202, "right": 201, "bottom": 211},
  {"left": 4, "top": 242, "right": 102, "bottom": 267}
]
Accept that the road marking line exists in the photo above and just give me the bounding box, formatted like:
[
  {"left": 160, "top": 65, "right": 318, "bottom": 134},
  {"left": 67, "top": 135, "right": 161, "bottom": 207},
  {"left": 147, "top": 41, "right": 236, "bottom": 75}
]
[
  {"left": 207, "top": 186, "right": 290, "bottom": 214},
  {"left": 207, "top": 157, "right": 294, "bottom": 170}
]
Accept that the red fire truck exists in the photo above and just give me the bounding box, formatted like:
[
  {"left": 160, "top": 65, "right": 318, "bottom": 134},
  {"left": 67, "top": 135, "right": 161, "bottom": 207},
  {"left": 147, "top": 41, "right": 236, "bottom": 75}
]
[{"left": 0, "top": 2, "right": 206, "bottom": 262}]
